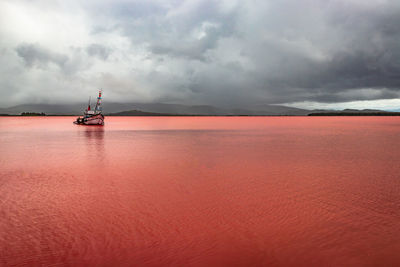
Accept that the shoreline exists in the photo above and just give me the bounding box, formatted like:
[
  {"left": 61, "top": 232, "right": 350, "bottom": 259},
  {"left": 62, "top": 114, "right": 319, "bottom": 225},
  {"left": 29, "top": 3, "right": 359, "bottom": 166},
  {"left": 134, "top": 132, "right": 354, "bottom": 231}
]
[{"left": 2, "top": 114, "right": 400, "bottom": 117}]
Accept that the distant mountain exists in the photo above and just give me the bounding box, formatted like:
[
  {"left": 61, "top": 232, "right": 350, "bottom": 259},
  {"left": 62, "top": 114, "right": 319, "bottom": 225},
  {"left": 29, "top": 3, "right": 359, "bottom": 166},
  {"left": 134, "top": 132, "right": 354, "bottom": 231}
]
[
  {"left": 0, "top": 103, "right": 395, "bottom": 116},
  {"left": 308, "top": 109, "right": 400, "bottom": 116},
  {"left": 0, "top": 104, "right": 84, "bottom": 115},
  {"left": 0, "top": 103, "right": 313, "bottom": 116},
  {"left": 250, "top": 104, "right": 311, "bottom": 115},
  {"left": 342, "top": 109, "right": 385, "bottom": 113},
  {"left": 108, "top": 110, "right": 178, "bottom": 116}
]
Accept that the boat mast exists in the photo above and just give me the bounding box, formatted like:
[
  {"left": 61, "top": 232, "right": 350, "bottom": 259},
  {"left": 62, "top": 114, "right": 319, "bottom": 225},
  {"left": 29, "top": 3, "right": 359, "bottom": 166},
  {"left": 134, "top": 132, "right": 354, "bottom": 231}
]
[
  {"left": 87, "top": 96, "right": 91, "bottom": 111},
  {"left": 94, "top": 89, "right": 102, "bottom": 113}
]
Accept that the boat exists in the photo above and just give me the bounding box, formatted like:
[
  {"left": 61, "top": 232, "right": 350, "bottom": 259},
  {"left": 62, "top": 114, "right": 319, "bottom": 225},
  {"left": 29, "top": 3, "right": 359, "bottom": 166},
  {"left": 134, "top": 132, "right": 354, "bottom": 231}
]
[{"left": 74, "top": 90, "right": 104, "bottom": 125}]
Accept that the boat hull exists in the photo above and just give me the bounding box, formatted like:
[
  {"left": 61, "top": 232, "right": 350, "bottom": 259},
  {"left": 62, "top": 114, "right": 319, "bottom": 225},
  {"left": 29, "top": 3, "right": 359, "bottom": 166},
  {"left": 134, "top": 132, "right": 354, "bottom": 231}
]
[{"left": 74, "top": 114, "right": 104, "bottom": 125}]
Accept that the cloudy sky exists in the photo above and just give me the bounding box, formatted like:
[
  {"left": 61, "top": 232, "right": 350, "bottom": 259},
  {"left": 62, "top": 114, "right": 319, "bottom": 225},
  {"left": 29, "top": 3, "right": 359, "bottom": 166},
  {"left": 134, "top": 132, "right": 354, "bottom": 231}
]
[{"left": 1, "top": 0, "right": 400, "bottom": 110}]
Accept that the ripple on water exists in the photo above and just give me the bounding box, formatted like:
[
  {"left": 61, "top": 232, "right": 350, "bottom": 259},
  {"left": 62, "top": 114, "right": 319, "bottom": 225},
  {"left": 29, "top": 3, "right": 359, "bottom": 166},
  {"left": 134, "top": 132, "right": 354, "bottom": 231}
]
[{"left": 1, "top": 116, "right": 400, "bottom": 266}]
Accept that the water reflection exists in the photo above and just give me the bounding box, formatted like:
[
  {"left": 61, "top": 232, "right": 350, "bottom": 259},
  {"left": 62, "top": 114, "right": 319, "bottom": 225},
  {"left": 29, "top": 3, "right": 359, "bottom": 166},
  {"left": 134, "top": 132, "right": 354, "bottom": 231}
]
[
  {"left": 83, "top": 126, "right": 105, "bottom": 141},
  {"left": 81, "top": 126, "right": 105, "bottom": 161}
]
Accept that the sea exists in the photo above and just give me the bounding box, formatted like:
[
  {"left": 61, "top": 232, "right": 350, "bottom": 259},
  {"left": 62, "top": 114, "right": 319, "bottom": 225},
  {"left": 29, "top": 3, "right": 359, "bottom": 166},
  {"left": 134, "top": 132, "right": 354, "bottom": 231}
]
[{"left": 1, "top": 116, "right": 400, "bottom": 266}]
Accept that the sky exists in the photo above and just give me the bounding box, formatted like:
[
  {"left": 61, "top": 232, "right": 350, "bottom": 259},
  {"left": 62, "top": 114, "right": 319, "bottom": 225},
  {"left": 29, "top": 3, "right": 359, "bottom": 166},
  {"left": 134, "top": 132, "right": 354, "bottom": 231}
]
[{"left": 0, "top": 0, "right": 400, "bottom": 110}]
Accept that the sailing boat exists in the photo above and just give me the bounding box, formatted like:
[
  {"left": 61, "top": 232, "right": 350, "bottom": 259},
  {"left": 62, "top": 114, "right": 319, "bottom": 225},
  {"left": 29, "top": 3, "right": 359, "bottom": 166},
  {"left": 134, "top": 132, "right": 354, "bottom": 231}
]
[{"left": 74, "top": 90, "right": 104, "bottom": 125}]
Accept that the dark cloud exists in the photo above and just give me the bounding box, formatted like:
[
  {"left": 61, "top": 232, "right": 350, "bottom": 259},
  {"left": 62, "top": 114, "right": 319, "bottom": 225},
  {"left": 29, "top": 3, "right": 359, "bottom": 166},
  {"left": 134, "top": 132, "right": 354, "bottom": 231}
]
[
  {"left": 1, "top": 0, "right": 400, "bottom": 108},
  {"left": 16, "top": 43, "right": 68, "bottom": 69},
  {"left": 115, "top": 0, "right": 238, "bottom": 61},
  {"left": 86, "top": 44, "right": 112, "bottom": 60}
]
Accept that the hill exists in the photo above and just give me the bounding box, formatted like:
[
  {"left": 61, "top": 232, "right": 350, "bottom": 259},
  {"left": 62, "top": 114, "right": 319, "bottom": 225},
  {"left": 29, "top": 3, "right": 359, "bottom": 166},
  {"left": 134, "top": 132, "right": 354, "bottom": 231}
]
[
  {"left": 107, "top": 110, "right": 178, "bottom": 116},
  {"left": 1, "top": 103, "right": 398, "bottom": 116},
  {"left": 0, "top": 103, "right": 312, "bottom": 116}
]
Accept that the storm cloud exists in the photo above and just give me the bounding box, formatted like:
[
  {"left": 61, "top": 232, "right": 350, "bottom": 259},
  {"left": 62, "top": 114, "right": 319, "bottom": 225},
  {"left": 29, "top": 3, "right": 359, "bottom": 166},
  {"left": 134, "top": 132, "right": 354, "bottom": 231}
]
[
  {"left": 16, "top": 43, "right": 68, "bottom": 69},
  {"left": 1, "top": 0, "right": 400, "bottom": 109}
]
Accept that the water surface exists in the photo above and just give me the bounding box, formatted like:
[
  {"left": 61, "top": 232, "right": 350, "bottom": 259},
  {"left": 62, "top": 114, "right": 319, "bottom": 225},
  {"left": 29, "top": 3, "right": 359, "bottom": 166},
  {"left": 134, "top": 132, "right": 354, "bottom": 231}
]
[{"left": 1, "top": 116, "right": 400, "bottom": 266}]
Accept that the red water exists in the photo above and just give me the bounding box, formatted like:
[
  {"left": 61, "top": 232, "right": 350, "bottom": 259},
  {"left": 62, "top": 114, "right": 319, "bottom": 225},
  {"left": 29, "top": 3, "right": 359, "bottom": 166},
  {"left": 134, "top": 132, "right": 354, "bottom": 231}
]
[{"left": 1, "top": 116, "right": 400, "bottom": 266}]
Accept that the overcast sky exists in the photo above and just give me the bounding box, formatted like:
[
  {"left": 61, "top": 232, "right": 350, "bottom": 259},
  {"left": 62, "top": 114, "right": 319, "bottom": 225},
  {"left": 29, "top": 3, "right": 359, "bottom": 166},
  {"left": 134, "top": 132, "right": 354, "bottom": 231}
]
[{"left": 1, "top": 0, "right": 400, "bottom": 109}]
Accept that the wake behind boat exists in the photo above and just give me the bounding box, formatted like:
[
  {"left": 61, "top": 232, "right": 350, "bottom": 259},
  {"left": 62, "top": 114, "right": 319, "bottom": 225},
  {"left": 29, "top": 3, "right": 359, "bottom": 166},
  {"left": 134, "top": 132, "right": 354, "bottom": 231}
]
[{"left": 74, "top": 90, "right": 104, "bottom": 125}]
